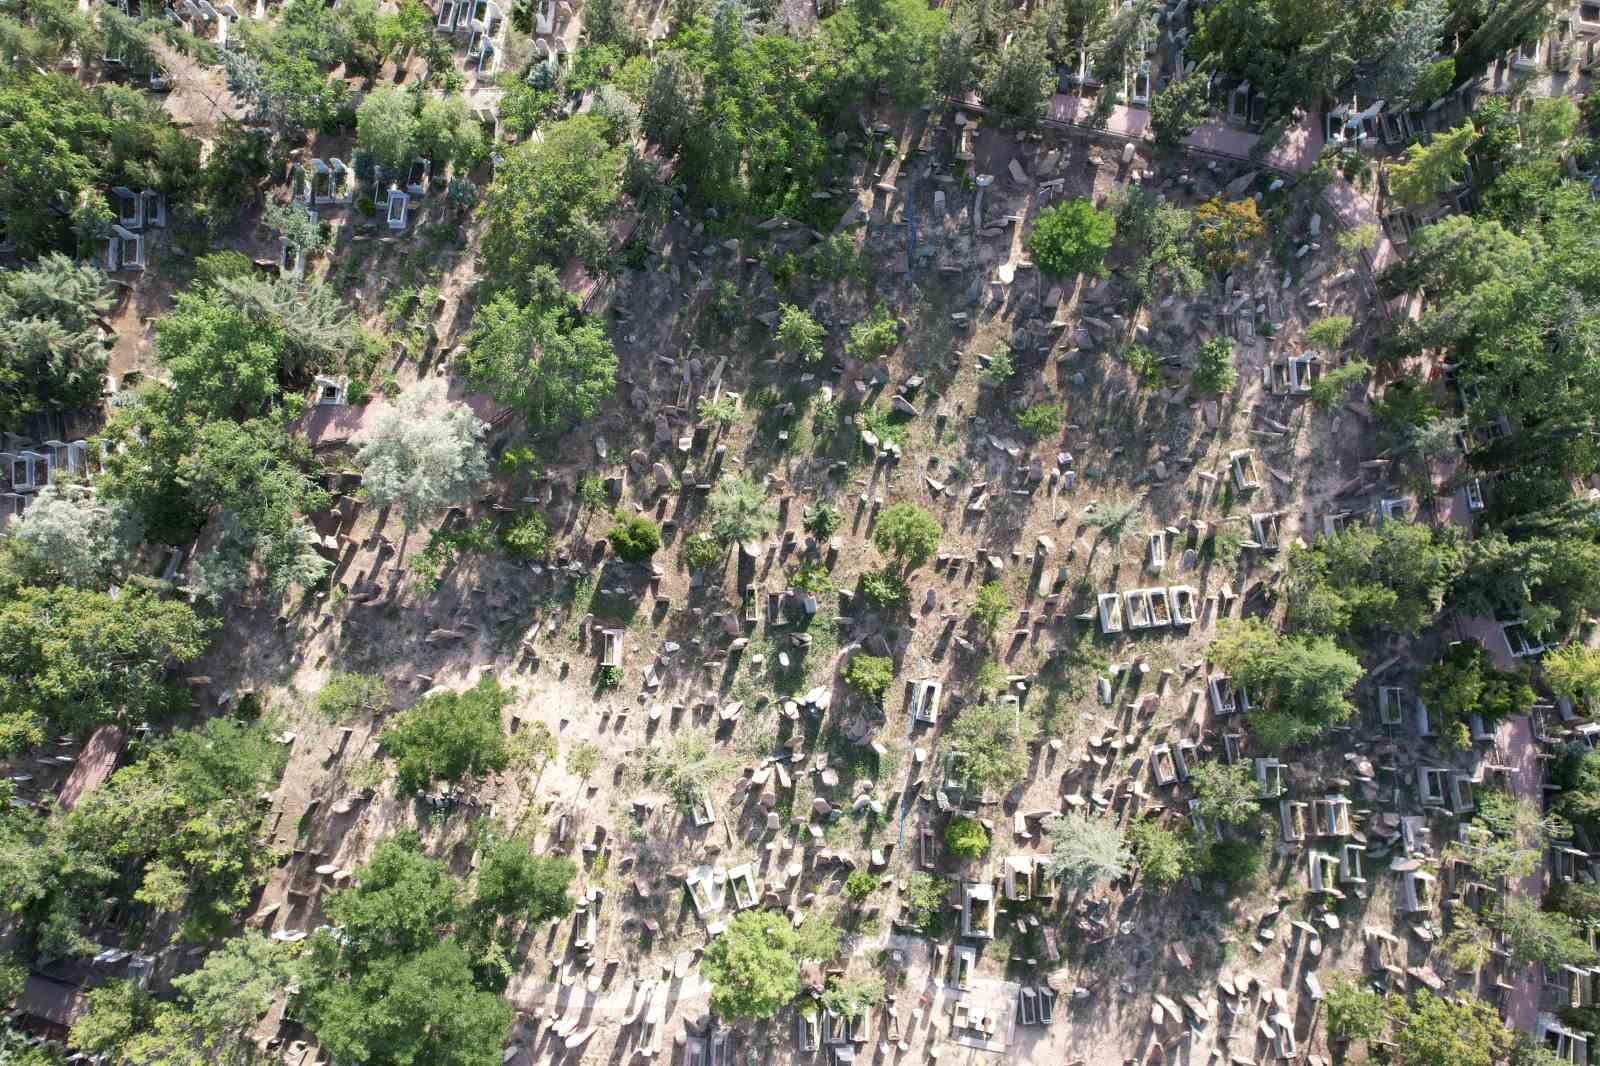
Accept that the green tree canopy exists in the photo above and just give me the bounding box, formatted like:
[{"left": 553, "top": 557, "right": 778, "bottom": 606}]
[
  {"left": 1210, "top": 618, "right": 1363, "bottom": 749},
  {"left": 0, "top": 587, "right": 212, "bottom": 752},
  {"left": 472, "top": 839, "right": 575, "bottom": 927},
  {"left": 355, "top": 378, "right": 488, "bottom": 530},
  {"left": 872, "top": 502, "right": 941, "bottom": 569},
  {"left": 1026, "top": 199, "right": 1115, "bottom": 279},
  {"left": 700, "top": 911, "right": 802, "bottom": 1019},
  {"left": 382, "top": 676, "right": 510, "bottom": 793},
  {"left": 945, "top": 700, "right": 1035, "bottom": 793},
  {"left": 1046, "top": 813, "right": 1129, "bottom": 892},
  {"left": 461, "top": 285, "right": 617, "bottom": 431},
  {"left": 480, "top": 115, "right": 621, "bottom": 292}
]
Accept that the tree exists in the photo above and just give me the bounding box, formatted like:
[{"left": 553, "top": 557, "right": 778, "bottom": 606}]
[
  {"left": 8, "top": 484, "right": 141, "bottom": 588},
  {"left": 977, "top": 29, "right": 1053, "bottom": 127},
  {"left": 944, "top": 815, "right": 990, "bottom": 858},
  {"left": 382, "top": 677, "right": 510, "bottom": 793},
  {"left": 1498, "top": 896, "right": 1598, "bottom": 969},
  {"left": 607, "top": 516, "right": 661, "bottom": 563},
  {"left": 180, "top": 416, "right": 334, "bottom": 601},
  {"left": 1420, "top": 642, "right": 1532, "bottom": 745},
  {"left": 1046, "top": 813, "right": 1129, "bottom": 892},
  {"left": 1190, "top": 761, "right": 1259, "bottom": 825},
  {"left": 481, "top": 115, "right": 621, "bottom": 288},
  {"left": 822, "top": 0, "right": 947, "bottom": 107},
  {"left": 971, "top": 582, "right": 1010, "bottom": 641},
  {"left": 1149, "top": 68, "right": 1211, "bottom": 149},
  {"left": 0, "top": 254, "right": 112, "bottom": 425},
  {"left": 154, "top": 287, "right": 285, "bottom": 421},
  {"left": 473, "top": 839, "right": 574, "bottom": 926},
  {"left": 1286, "top": 521, "right": 1465, "bottom": 636},
  {"left": 708, "top": 474, "right": 775, "bottom": 544},
  {"left": 843, "top": 654, "right": 895, "bottom": 703},
  {"left": 1210, "top": 618, "right": 1362, "bottom": 748},
  {"left": 301, "top": 936, "right": 511, "bottom": 1066},
  {"left": 1325, "top": 978, "right": 1385, "bottom": 1042},
  {"left": 123, "top": 933, "right": 288, "bottom": 1066},
  {"left": 1387, "top": 993, "right": 1511, "bottom": 1066},
  {"left": 214, "top": 275, "right": 359, "bottom": 375},
  {"left": 355, "top": 379, "right": 487, "bottom": 530},
  {"left": 1545, "top": 643, "right": 1600, "bottom": 708},
  {"left": 72, "top": 981, "right": 155, "bottom": 1061},
  {"left": 944, "top": 701, "right": 1034, "bottom": 793},
  {"left": 700, "top": 911, "right": 802, "bottom": 1019},
  {"left": 776, "top": 304, "right": 825, "bottom": 362},
  {"left": 873, "top": 502, "right": 941, "bottom": 569},
  {"left": 0, "top": 587, "right": 212, "bottom": 752},
  {"left": 415, "top": 95, "right": 483, "bottom": 170},
  {"left": 356, "top": 87, "right": 419, "bottom": 177},
  {"left": 1389, "top": 120, "right": 1474, "bottom": 206},
  {"left": 1026, "top": 199, "right": 1115, "bottom": 279},
  {"left": 1191, "top": 196, "right": 1264, "bottom": 274},
  {"left": 461, "top": 289, "right": 618, "bottom": 431},
  {"left": 640, "top": 52, "right": 701, "bottom": 152}
]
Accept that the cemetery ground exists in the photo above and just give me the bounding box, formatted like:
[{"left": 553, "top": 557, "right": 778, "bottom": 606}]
[{"left": 73, "top": 97, "right": 1414, "bottom": 1066}]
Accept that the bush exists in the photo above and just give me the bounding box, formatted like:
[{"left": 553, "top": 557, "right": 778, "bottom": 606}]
[
  {"left": 802, "top": 501, "right": 842, "bottom": 540},
  {"left": 709, "top": 475, "right": 776, "bottom": 544},
  {"left": 1304, "top": 315, "right": 1353, "bottom": 352},
  {"left": 681, "top": 532, "right": 724, "bottom": 571},
  {"left": 607, "top": 515, "right": 661, "bottom": 562},
  {"left": 843, "top": 654, "right": 894, "bottom": 703},
  {"left": 844, "top": 869, "right": 877, "bottom": 903},
  {"left": 1201, "top": 836, "right": 1264, "bottom": 886},
  {"left": 899, "top": 873, "right": 947, "bottom": 932},
  {"left": 944, "top": 816, "right": 990, "bottom": 858},
  {"left": 846, "top": 303, "right": 899, "bottom": 360},
  {"left": 944, "top": 700, "right": 1034, "bottom": 792},
  {"left": 1016, "top": 402, "right": 1064, "bottom": 439},
  {"left": 972, "top": 582, "right": 1009, "bottom": 640},
  {"left": 1128, "top": 819, "right": 1196, "bottom": 888},
  {"left": 777, "top": 304, "right": 826, "bottom": 362},
  {"left": 1193, "top": 337, "right": 1237, "bottom": 393},
  {"left": 861, "top": 568, "right": 909, "bottom": 610},
  {"left": 316, "top": 672, "right": 390, "bottom": 723},
  {"left": 501, "top": 510, "right": 552, "bottom": 560},
  {"left": 195, "top": 250, "right": 253, "bottom": 285}
]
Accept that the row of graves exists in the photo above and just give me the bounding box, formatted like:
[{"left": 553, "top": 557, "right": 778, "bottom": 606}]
[{"left": 0, "top": 437, "right": 98, "bottom": 527}]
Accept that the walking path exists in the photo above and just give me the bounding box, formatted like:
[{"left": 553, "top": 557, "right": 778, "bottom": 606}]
[{"left": 1494, "top": 712, "right": 1546, "bottom": 1033}]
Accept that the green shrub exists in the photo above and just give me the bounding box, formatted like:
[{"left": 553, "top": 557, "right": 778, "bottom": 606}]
[
  {"left": 1193, "top": 337, "right": 1237, "bottom": 393},
  {"left": 944, "top": 816, "right": 989, "bottom": 858},
  {"left": 803, "top": 501, "right": 842, "bottom": 540},
  {"left": 971, "top": 582, "right": 1009, "bottom": 640},
  {"left": 607, "top": 515, "right": 661, "bottom": 562},
  {"left": 1016, "top": 402, "right": 1064, "bottom": 439},
  {"left": 682, "top": 532, "right": 725, "bottom": 570},
  {"left": 843, "top": 654, "right": 894, "bottom": 703},
  {"left": 845, "top": 869, "right": 877, "bottom": 903},
  {"left": 846, "top": 303, "right": 899, "bottom": 360},
  {"left": 861, "top": 568, "right": 909, "bottom": 610},
  {"left": 501, "top": 510, "right": 552, "bottom": 560},
  {"left": 316, "top": 672, "right": 390, "bottom": 723}
]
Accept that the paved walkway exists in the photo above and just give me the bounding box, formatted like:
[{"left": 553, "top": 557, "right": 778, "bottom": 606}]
[{"left": 1493, "top": 712, "right": 1546, "bottom": 1032}]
